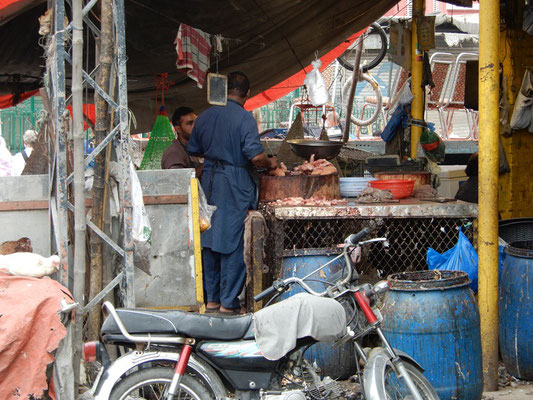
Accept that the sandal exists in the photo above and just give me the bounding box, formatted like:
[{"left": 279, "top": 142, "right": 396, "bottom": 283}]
[
  {"left": 205, "top": 304, "right": 220, "bottom": 313},
  {"left": 219, "top": 307, "right": 246, "bottom": 316}
]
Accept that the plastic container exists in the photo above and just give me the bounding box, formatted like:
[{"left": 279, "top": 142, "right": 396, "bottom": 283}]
[
  {"left": 381, "top": 270, "right": 483, "bottom": 400},
  {"left": 499, "top": 218, "right": 533, "bottom": 244},
  {"left": 499, "top": 241, "right": 533, "bottom": 380},
  {"left": 339, "top": 177, "right": 376, "bottom": 198},
  {"left": 372, "top": 171, "right": 431, "bottom": 189},
  {"left": 279, "top": 249, "right": 355, "bottom": 379},
  {"left": 438, "top": 165, "right": 468, "bottom": 198},
  {"left": 369, "top": 179, "right": 414, "bottom": 199}
]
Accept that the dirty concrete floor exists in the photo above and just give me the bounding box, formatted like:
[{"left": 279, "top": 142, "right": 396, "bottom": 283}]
[{"left": 483, "top": 385, "right": 533, "bottom": 400}]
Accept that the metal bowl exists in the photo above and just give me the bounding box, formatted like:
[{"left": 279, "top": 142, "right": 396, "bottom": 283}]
[{"left": 286, "top": 139, "right": 343, "bottom": 160}]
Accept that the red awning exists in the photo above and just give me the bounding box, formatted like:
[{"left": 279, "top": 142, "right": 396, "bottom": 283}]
[
  {"left": 245, "top": 30, "right": 364, "bottom": 111},
  {"left": 0, "top": 89, "right": 39, "bottom": 109}
]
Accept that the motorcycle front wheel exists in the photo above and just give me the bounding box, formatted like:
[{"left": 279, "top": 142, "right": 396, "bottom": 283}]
[
  {"left": 383, "top": 361, "right": 439, "bottom": 400},
  {"left": 109, "top": 367, "right": 214, "bottom": 400}
]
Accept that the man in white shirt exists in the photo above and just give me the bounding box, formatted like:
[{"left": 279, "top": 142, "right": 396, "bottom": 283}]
[{"left": 12, "top": 130, "right": 37, "bottom": 176}]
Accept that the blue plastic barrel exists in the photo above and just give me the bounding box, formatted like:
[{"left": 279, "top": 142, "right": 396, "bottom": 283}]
[
  {"left": 279, "top": 249, "right": 355, "bottom": 379},
  {"left": 381, "top": 270, "right": 483, "bottom": 400},
  {"left": 499, "top": 241, "right": 533, "bottom": 380}
]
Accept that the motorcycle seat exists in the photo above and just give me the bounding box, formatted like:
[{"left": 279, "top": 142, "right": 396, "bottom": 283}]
[{"left": 100, "top": 308, "right": 253, "bottom": 341}]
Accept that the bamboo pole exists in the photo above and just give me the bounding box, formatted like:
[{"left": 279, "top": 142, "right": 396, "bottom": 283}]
[
  {"left": 71, "top": 0, "right": 85, "bottom": 393},
  {"left": 410, "top": 0, "right": 425, "bottom": 158},
  {"left": 478, "top": 0, "right": 500, "bottom": 391},
  {"left": 342, "top": 38, "right": 363, "bottom": 143},
  {"left": 88, "top": 0, "right": 114, "bottom": 340}
]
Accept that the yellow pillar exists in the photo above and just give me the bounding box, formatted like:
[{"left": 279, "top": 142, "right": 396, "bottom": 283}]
[
  {"left": 410, "top": 0, "right": 425, "bottom": 158},
  {"left": 190, "top": 178, "right": 206, "bottom": 313},
  {"left": 478, "top": 0, "right": 500, "bottom": 391}
]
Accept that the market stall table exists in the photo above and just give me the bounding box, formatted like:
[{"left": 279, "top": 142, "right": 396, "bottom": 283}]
[{"left": 247, "top": 198, "right": 478, "bottom": 308}]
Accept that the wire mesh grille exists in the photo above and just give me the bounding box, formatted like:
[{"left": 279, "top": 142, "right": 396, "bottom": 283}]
[{"left": 267, "top": 216, "right": 475, "bottom": 282}]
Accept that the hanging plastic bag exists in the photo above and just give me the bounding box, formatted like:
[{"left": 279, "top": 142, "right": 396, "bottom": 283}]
[
  {"left": 427, "top": 229, "right": 478, "bottom": 292},
  {"left": 130, "top": 162, "right": 152, "bottom": 275},
  {"left": 381, "top": 106, "right": 408, "bottom": 142},
  {"left": 303, "top": 59, "right": 329, "bottom": 106},
  {"left": 197, "top": 183, "right": 216, "bottom": 233},
  {"left": 510, "top": 69, "right": 533, "bottom": 131},
  {"left": 398, "top": 77, "right": 414, "bottom": 105},
  {"left": 420, "top": 127, "right": 446, "bottom": 163}
]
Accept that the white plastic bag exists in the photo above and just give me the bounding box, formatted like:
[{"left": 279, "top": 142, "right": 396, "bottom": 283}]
[
  {"left": 130, "top": 162, "right": 152, "bottom": 275},
  {"left": 303, "top": 59, "right": 329, "bottom": 106},
  {"left": 398, "top": 77, "right": 414, "bottom": 105},
  {"left": 510, "top": 69, "right": 533, "bottom": 132},
  {"left": 198, "top": 183, "right": 216, "bottom": 232}
]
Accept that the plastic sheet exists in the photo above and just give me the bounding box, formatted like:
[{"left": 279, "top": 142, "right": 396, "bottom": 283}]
[{"left": 427, "top": 229, "right": 478, "bottom": 292}]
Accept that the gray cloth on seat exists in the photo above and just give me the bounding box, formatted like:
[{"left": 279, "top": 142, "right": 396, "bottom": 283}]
[{"left": 253, "top": 293, "right": 347, "bottom": 361}]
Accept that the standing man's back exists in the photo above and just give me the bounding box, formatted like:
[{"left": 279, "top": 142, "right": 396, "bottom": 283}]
[{"left": 188, "top": 71, "right": 277, "bottom": 314}]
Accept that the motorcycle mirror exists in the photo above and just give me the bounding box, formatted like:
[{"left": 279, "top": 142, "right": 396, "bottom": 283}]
[{"left": 372, "top": 280, "right": 390, "bottom": 296}]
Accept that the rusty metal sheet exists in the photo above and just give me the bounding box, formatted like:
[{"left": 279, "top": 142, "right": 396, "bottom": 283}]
[{"left": 266, "top": 198, "right": 478, "bottom": 219}]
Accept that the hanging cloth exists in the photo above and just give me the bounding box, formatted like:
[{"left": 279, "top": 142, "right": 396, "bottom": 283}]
[{"left": 174, "top": 23, "right": 212, "bottom": 89}]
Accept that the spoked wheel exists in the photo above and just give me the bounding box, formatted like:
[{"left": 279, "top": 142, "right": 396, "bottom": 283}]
[
  {"left": 383, "top": 361, "right": 439, "bottom": 400},
  {"left": 110, "top": 367, "right": 214, "bottom": 400},
  {"left": 337, "top": 23, "right": 387, "bottom": 72}
]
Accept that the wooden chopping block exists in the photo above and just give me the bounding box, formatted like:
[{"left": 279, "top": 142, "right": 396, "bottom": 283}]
[{"left": 259, "top": 173, "right": 340, "bottom": 202}]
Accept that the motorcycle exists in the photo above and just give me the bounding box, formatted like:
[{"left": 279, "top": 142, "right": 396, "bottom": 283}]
[{"left": 81, "top": 228, "right": 439, "bottom": 400}]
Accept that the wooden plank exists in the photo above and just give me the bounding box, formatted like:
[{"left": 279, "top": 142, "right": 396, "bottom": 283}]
[
  {"left": 252, "top": 217, "right": 265, "bottom": 312},
  {"left": 143, "top": 194, "right": 188, "bottom": 205},
  {"left": 0, "top": 200, "right": 49, "bottom": 211},
  {"left": 0, "top": 194, "right": 187, "bottom": 212}
]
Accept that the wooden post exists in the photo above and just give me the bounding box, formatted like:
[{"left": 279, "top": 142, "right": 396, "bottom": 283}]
[
  {"left": 71, "top": 0, "right": 85, "bottom": 391},
  {"left": 343, "top": 38, "right": 363, "bottom": 143},
  {"left": 88, "top": 0, "right": 114, "bottom": 340}
]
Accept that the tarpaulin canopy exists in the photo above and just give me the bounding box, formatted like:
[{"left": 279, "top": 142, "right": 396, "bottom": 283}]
[{"left": 0, "top": 0, "right": 399, "bottom": 132}]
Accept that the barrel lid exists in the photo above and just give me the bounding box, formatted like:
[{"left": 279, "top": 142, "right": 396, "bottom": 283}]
[
  {"left": 505, "top": 241, "right": 533, "bottom": 258},
  {"left": 282, "top": 247, "right": 342, "bottom": 258},
  {"left": 388, "top": 270, "right": 470, "bottom": 291}
]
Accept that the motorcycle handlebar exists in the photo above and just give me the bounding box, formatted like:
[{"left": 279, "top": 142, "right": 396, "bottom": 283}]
[
  {"left": 254, "top": 285, "right": 278, "bottom": 302},
  {"left": 346, "top": 228, "right": 371, "bottom": 246}
]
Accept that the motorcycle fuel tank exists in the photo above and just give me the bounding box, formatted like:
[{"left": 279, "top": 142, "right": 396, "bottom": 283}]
[{"left": 198, "top": 340, "right": 278, "bottom": 390}]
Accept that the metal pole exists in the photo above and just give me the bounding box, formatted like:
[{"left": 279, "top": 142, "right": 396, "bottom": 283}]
[
  {"left": 410, "top": 0, "right": 425, "bottom": 158},
  {"left": 478, "top": 0, "right": 500, "bottom": 391},
  {"left": 343, "top": 38, "right": 363, "bottom": 143},
  {"left": 71, "top": 0, "right": 85, "bottom": 392},
  {"left": 114, "top": 0, "right": 135, "bottom": 307}
]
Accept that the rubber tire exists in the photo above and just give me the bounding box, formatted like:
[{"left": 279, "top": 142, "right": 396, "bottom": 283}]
[
  {"left": 337, "top": 23, "right": 387, "bottom": 72},
  {"left": 109, "top": 367, "right": 214, "bottom": 400},
  {"left": 342, "top": 72, "right": 382, "bottom": 127},
  {"left": 382, "top": 361, "right": 439, "bottom": 400}
]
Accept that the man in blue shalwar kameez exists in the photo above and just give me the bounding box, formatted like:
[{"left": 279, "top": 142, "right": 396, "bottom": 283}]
[{"left": 188, "top": 71, "right": 278, "bottom": 314}]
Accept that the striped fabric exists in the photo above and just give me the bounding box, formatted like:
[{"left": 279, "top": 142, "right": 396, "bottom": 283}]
[{"left": 175, "top": 24, "right": 211, "bottom": 88}]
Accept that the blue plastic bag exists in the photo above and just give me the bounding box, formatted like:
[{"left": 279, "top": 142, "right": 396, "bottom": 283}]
[{"left": 427, "top": 229, "right": 479, "bottom": 292}]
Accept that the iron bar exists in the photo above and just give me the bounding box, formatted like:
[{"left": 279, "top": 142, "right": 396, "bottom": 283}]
[
  {"left": 66, "top": 124, "right": 120, "bottom": 185},
  {"left": 82, "top": 272, "right": 124, "bottom": 315},
  {"left": 65, "top": 53, "right": 119, "bottom": 110}
]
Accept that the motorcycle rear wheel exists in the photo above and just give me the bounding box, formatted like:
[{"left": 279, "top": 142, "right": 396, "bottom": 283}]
[
  {"left": 383, "top": 361, "right": 439, "bottom": 400},
  {"left": 109, "top": 367, "right": 214, "bottom": 400}
]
